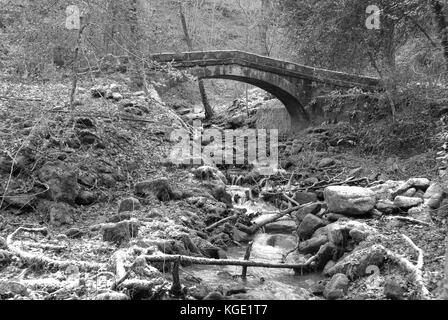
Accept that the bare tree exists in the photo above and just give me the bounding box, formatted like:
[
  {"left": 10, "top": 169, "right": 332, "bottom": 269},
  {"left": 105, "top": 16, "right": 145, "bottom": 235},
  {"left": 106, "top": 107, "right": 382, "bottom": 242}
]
[
  {"left": 179, "top": 1, "right": 213, "bottom": 119},
  {"left": 126, "top": 0, "right": 144, "bottom": 90}
]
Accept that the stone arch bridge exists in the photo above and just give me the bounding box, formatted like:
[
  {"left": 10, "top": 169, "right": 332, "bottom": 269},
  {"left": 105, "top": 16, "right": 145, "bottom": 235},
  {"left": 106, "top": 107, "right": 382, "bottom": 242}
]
[{"left": 149, "top": 50, "right": 380, "bottom": 128}]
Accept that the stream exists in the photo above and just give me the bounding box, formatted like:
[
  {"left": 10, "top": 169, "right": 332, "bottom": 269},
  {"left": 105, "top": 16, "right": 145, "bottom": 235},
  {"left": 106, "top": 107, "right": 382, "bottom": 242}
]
[{"left": 183, "top": 185, "right": 325, "bottom": 300}]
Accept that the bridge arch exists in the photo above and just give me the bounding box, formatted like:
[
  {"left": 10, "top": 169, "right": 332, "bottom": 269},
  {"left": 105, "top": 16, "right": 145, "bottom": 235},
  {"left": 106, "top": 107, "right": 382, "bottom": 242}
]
[{"left": 189, "top": 64, "right": 310, "bottom": 127}]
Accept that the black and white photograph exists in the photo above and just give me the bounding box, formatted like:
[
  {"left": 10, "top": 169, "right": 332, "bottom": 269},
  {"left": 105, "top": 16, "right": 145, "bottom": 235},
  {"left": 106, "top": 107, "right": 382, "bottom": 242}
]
[{"left": 0, "top": 0, "right": 448, "bottom": 310}]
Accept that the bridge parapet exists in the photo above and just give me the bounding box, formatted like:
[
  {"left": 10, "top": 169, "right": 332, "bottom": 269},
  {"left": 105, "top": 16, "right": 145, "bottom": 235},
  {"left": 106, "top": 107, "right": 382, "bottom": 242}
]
[{"left": 150, "top": 50, "right": 381, "bottom": 90}]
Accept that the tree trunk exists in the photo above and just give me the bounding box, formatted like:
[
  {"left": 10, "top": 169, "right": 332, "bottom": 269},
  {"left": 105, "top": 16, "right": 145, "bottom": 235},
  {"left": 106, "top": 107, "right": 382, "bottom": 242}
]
[
  {"left": 179, "top": 1, "right": 213, "bottom": 119},
  {"left": 430, "top": 0, "right": 448, "bottom": 66},
  {"left": 259, "top": 0, "right": 270, "bottom": 56},
  {"left": 127, "top": 0, "right": 144, "bottom": 90}
]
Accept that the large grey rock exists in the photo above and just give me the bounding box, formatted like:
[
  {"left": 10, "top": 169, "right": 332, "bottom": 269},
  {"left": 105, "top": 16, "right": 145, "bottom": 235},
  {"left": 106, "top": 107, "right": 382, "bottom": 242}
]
[
  {"left": 192, "top": 166, "right": 227, "bottom": 184},
  {"left": 369, "top": 180, "right": 404, "bottom": 200},
  {"left": 318, "top": 158, "right": 335, "bottom": 168},
  {"left": 324, "top": 273, "right": 349, "bottom": 300},
  {"left": 375, "top": 199, "right": 397, "bottom": 214},
  {"left": 118, "top": 197, "right": 141, "bottom": 213},
  {"left": 298, "top": 235, "right": 329, "bottom": 254},
  {"left": 384, "top": 277, "right": 404, "bottom": 300},
  {"left": 408, "top": 204, "right": 433, "bottom": 223},
  {"left": 293, "top": 191, "right": 318, "bottom": 205},
  {"left": 38, "top": 161, "right": 78, "bottom": 205},
  {"left": 423, "top": 183, "right": 445, "bottom": 209},
  {"left": 102, "top": 219, "right": 139, "bottom": 244},
  {"left": 392, "top": 178, "right": 431, "bottom": 197},
  {"left": 324, "top": 186, "right": 376, "bottom": 216},
  {"left": 134, "top": 178, "right": 174, "bottom": 201},
  {"left": 295, "top": 203, "right": 322, "bottom": 222},
  {"left": 264, "top": 219, "right": 297, "bottom": 234},
  {"left": 297, "top": 214, "right": 326, "bottom": 240},
  {"left": 49, "top": 202, "right": 74, "bottom": 226},
  {"left": 325, "top": 245, "right": 386, "bottom": 280},
  {"left": 394, "top": 196, "right": 423, "bottom": 209}
]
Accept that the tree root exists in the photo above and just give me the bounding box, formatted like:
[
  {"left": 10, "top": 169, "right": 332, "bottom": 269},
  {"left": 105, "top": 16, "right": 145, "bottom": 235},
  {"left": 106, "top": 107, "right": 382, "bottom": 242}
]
[
  {"left": 6, "top": 227, "right": 104, "bottom": 271},
  {"left": 382, "top": 244, "right": 430, "bottom": 299},
  {"left": 385, "top": 216, "right": 432, "bottom": 227}
]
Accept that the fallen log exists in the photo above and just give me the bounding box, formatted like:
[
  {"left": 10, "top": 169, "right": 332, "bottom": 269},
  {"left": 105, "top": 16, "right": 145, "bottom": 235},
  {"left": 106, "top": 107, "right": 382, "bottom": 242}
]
[
  {"left": 246, "top": 205, "right": 302, "bottom": 235},
  {"left": 205, "top": 214, "right": 239, "bottom": 232},
  {"left": 143, "top": 254, "right": 310, "bottom": 271}
]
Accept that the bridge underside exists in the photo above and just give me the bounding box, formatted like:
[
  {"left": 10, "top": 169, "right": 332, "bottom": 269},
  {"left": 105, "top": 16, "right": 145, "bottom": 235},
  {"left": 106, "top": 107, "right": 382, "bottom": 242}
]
[{"left": 187, "top": 65, "right": 311, "bottom": 129}]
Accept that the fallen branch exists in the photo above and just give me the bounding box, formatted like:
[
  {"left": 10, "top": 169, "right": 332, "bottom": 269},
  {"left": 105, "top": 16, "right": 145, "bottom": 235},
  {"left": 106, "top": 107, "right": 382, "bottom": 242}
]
[
  {"left": 143, "top": 254, "right": 310, "bottom": 271},
  {"left": 246, "top": 205, "right": 302, "bottom": 235},
  {"left": 385, "top": 216, "right": 432, "bottom": 227},
  {"left": 282, "top": 193, "right": 300, "bottom": 207},
  {"left": 0, "top": 95, "right": 42, "bottom": 102},
  {"left": 295, "top": 177, "right": 368, "bottom": 192},
  {"left": 6, "top": 227, "right": 104, "bottom": 271},
  {"left": 281, "top": 243, "right": 300, "bottom": 264},
  {"left": 205, "top": 214, "right": 239, "bottom": 232}
]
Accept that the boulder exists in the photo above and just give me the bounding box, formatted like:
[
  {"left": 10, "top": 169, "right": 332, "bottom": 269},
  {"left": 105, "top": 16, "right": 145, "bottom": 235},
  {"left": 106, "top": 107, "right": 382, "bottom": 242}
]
[
  {"left": 318, "top": 158, "right": 335, "bottom": 168},
  {"left": 323, "top": 260, "right": 336, "bottom": 275},
  {"left": 111, "top": 92, "right": 123, "bottom": 101},
  {"left": 38, "top": 161, "right": 78, "bottom": 204},
  {"left": 102, "top": 219, "right": 139, "bottom": 244},
  {"left": 369, "top": 180, "right": 405, "bottom": 201},
  {"left": 134, "top": 178, "right": 174, "bottom": 201},
  {"left": 293, "top": 191, "right": 318, "bottom": 205},
  {"left": 314, "top": 242, "right": 339, "bottom": 270},
  {"left": 402, "top": 188, "right": 417, "bottom": 197},
  {"left": 264, "top": 219, "right": 297, "bottom": 234},
  {"left": 118, "top": 197, "right": 141, "bottom": 213},
  {"left": 95, "top": 292, "right": 129, "bottom": 300},
  {"left": 2, "top": 194, "right": 36, "bottom": 212},
  {"left": 192, "top": 166, "right": 227, "bottom": 184},
  {"left": 393, "top": 196, "right": 423, "bottom": 209},
  {"left": 49, "top": 202, "right": 74, "bottom": 226},
  {"left": 325, "top": 245, "right": 386, "bottom": 280},
  {"left": 423, "top": 183, "right": 445, "bottom": 209},
  {"left": 384, "top": 277, "right": 404, "bottom": 300},
  {"left": 323, "top": 273, "right": 349, "bottom": 300},
  {"left": 298, "top": 235, "right": 329, "bottom": 254},
  {"left": 295, "top": 203, "right": 322, "bottom": 223},
  {"left": 297, "top": 214, "right": 326, "bottom": 240},
  {"left": 375, "top": 200, "right": 397, "bottom": 214},
  {"left": 324, "top": 186, "right": 376, "bottom": 216},
  {"left": 75, "top": 191, "right": 96, "bottom": 206},
  {"left": 229, "top": 115, "right": 245, "bottom": 128},
  {"left": 408, "top": 204, "right": 433, "bottom": 223},
  {"left": 392, "top": 178, "right": 431, "bottom": 197}
]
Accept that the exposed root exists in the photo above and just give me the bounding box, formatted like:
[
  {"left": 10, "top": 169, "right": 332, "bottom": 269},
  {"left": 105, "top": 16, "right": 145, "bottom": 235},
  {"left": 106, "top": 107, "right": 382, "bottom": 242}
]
[
  {"left": 382, "top": 245, "right": 430, "bottom": 299},
  {"left": 402, "top": 234, "right": 424, "bottom": 270},
  {"left": 385, "top": 216, "right": 432, "bottom": 227},
  {"left": 6, "top": 227, "right": 104, "bottom": 271}
]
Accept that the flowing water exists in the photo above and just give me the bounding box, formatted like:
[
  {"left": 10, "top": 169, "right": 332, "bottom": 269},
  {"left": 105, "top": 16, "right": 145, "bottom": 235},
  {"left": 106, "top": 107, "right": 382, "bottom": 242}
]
[{"left": 184, "top": 185, "right": 325, "bottom": 300}]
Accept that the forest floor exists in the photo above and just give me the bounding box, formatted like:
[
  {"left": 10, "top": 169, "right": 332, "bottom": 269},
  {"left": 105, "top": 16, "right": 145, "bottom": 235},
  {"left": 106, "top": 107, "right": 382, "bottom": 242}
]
[{"left": 0, "top": 75, "right": 447, "bottom": 300}]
